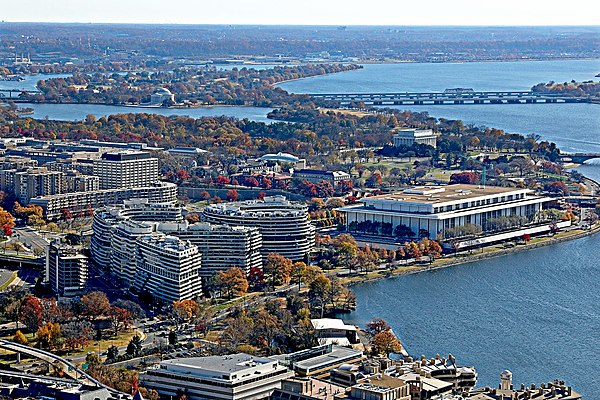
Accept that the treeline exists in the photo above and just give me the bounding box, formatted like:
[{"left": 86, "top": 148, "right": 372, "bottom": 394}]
[
  {"left": 531, "top": 80, "right": 600, "bottom": 97},
  {"left": 2, "top": 23, "right": 598, "bottom": 61},
  {"left": 20, "top": 64, "right": 361, "bottom": 107}
]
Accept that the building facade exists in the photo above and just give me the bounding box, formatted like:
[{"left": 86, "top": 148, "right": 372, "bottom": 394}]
[
  {"left": 140, "top": 354, "right": 294, "bottom": 400},
  {"left": 14, "top": 167, "right": 64, "bottom": 204},
  {"left": 93, "top": 151, "right": 159, "bottom": 189},
  {"left": 203, "top": 196, "right": 315, "bottom": 261},
  {"left": 30, "top": 181, "right": 178, "bottom": 220},
  {"left": 135, "top": 234, "right": 203, "bottom": 303},
  {"left": 45, "top": 240, "right": 88, "bottom": 297},
  {"left": 293, "top": 169, "right": 351, "bottom": 187},
  {"left": 339, "top": 185, "right": 552, "bottom": 240},
  {"left": 393, "top": 128, "right": 438, "bottom": 148},
  {"left": 162, "top": 222, "right": 263, "bottom": 278}
]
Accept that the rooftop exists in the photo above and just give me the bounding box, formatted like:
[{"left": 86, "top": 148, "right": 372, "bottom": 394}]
[
  {"left": 360, "top": 184, "right": 530, "bottom": 205},
  {"left": 311, "top": 318, "right": 357, "bottom": 332},
  {"left": 160, "top": 353, "right": 274, "bottom": 374}
]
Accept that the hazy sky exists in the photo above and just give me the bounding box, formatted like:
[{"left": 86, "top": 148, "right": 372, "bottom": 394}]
[{"left": 4, "top": 0, "right": 600, "bottom": 25}]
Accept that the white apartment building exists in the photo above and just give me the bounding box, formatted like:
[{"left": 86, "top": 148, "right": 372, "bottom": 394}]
[
  {"left": 140, "top": 354, "right": 294, "bottom": 400},
  {"left": 393, "top": 128, "right": 438, "bottom": 148},
  {"left": 91, "top": 201, "right": 263, "bottom": 289},
  {"left": 45, "top": 240, "right": 88, "bottom": 297},
  {"left": 161, "top": 222, "right": 263, "bottom": 278},
  {"left": 135, "top": 234, "right": 202, "bottom": 303},
  {"left": 93, "top": 150, "right": 159, "bottom": 189},
  {"left": 339, "top": 184, "right": 553, "bottom": 239},
  {"left": 14, "top": 167, "right": 64, "bottom": 204},
  {"left": 30, "top": 181, "right": 178, "bottom": 220},
  {"left": 203, "top": 196, "right": 315, "bottom": 261}
]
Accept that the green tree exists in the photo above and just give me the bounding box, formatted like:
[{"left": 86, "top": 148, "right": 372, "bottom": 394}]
[{"left": 126, "top": 335, "right": 143, "bottom": 356}]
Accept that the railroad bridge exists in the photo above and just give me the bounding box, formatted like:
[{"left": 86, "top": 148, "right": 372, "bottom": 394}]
[{"left": 308, "top": 91, "right": 592, "bottom": 105}]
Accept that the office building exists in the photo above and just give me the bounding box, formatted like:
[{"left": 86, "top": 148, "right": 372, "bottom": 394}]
[
  {"left": 46, "top": 240, "right": 88, "bottom": 297},
  {"left": 392, "top": 129, "right": 438, "bottom": 148},
  {"left": 93, "top": 150, "right": 159, "bottom": 189},
  {"left": 141, "top": 354, "right": 294, "bottom": 400},
  {"left": 203, "top": 196, "right": 315, "bottom": 261},
  {"left": 293, "top": 169, "right": 351, "bottom": 187},
  {"left": 135, "top": 234, "right": 202, "bottom": 303},
  {"left": 339, "top": 184, "right": 553, "bottom": 240}
]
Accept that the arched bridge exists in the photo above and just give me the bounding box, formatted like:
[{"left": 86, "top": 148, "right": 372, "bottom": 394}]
[
  {"left": 561, "top": 153, "right": 600, "bottom": 163},
  {"left": 308, "top": 91, "right": 592, "bottom": 106}
]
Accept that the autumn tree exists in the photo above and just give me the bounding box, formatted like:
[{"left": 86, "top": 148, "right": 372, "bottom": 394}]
[
  {"left": 263, "top": 253, "right": 293, "bottom": 290},
  {"left": 226, "top": 189, "right": 239, "bottom": 202},
  {"left": 80, "top": 291, "right": 110, "bottom": 320},
  {"left": 19, "top": 295, "right": 43, "bottom": 332},
  {"left": 215, "top": 267, "right": 249, "bottom": 299},
  {"left": 366, "top": 318, "right": 391, "bottom": 336},
  {"left": 372, "top": 330, "right": 403, "bottom": 356},
  {"left": 108, "top": 306, "right": 133, "bottom": 337},
  {"left": 13, "top": 330, "right": 28, "bottom": 345},
  {"left": 172, "top": 299, "right": 200, "bottom": 322},
  {"left": 37, "top": 322, "right": 62, "bottom": 350},
  {"left": 62, "top": 320, "right": 94, "bottom": 351},
  {"left": 0, "top": 207, "right": 15, "bottom": 231}
]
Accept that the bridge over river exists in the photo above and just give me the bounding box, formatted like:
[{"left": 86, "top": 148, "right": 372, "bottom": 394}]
[{"left": 308, "top": 90, "right": 592, "bottom": 106}]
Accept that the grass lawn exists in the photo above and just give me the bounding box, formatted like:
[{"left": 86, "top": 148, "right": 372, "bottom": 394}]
[{"left": 66, "top": 330, "right": 142, "bottom": 357}]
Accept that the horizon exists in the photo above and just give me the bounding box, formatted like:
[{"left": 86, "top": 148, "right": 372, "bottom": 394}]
[{"left": 5, "top": 0, "right": 600, "bottom": 26}]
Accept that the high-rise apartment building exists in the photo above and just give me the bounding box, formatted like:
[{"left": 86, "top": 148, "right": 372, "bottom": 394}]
[
  {"left": 46, "top": 240, "right": 88, "bottom": 297},
  {"left": 93, "top": 150, "right": 159, "bottom": 189}
]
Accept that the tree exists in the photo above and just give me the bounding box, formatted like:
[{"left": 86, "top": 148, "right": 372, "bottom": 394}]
[
  {"left": 244, "top": 177, "right": 259, "bottom": 187},
  {"left": 108, "top": 306, "right": 133, "bottom": 337},
  {"left": 112, "top": 299, "right": 146, "bottom": 320},
  {"left": 248, "top": 266, "right": 265, "bottom": 288},
  {"left": 13, "top": 330, "right": 28, "bottom": 345},
  {"left": 172, "top": 299, "right": 200, "bottom": 321},
  {"left": 215, "top": 267, "right": 249, "bottom": 299},
  {"left": 263, "top": 253, "right": 293, "bottom": 290},
  {"left": 80, "top": 291, "right": 110, "bottom": 319},
  {"left": 106, "top": 345, "right": 119, "bottom": 361},
  {"left": 62, "top": 320, "right": 94, "bottom": 351},
  {"left": 126, "top": 335, "right": 143, "bottom": 356},
  {"left": 308, "top": 274, "right": 332, "bottom": 317},
  {"left": 37, "top": 322, "right": 61, "bottom": 350},
  {"left": 366, "top": 318, "right": 391, "bottom": 336},
  {"left": 450, "top": 171, "right": 480, "bottom": 185},
  {"left": 0, "top": 208, "right": 15, "bottom": 230},
  {"left": 19, "top": 295, "right": 43, "bottom": 332},
  {"left": 226, "top": 189, "right": 239, "bottom": 202},
  {"left": 290, "top": 262, "right": 314, "bottom": 290},
  {"left": 371, "top": 330, "right": 403, "bottom": 356},
  {"left": 168, "top": 330, "right": 178, "bottom": 346},
  {"left": 2, "top": 223, "right": 12, "bottom": 238}
]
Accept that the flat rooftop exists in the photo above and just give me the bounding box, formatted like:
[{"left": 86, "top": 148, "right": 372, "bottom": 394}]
[
  {"left": 161, "top": 353, "right": 274, "bottom": 373},
  {"left": 362, "top": 184, "right": 529, "bottom": 205},
  {"left": 294, "top": 346, "right": 363, "bottom": 370}
]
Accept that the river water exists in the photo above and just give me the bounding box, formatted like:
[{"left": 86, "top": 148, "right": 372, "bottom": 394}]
[{"left": 279, "top": 60, "right": 600, "bottom": 396}]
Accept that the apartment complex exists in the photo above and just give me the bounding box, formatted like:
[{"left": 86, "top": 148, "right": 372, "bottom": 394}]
[
  {"left": 140, "top": 354, "right": 294, "bottom": 400},
  {"left": 339, "top": 184, "right": 552, "bottom": 239},
  {"left": 203, "top": 196, "right": 315, "bottom": 261},
  {"left": 31, "top": 181, "right": 178, "bottom": 220},
  {"left": 45, "top": 240, "right": 88, "bottom": 297},
  {"left": 91, "top": 200, "right": 263, "bottom": 291},
  {"left": 135, "top": 234, "right": 203, "bottom": 303},
  {"left": 93, "top": 150, "right": 159, "bottom": 189},
  {"left": 161, "top": 222, "right": 263, "bottom": 277},
  {"left": 392, "top": 128, "right": 438, "bottom": 148},
  {"left": 14, "top": 167, "right": 64, "bottom": 203},
  {"left": 293, "top": 169, "right": 351, "bottom": 187}
]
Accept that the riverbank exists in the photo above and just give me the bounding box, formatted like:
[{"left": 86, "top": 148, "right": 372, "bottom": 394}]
[{"left": 342, "top": 223, "right": 600, "bottom": 287}]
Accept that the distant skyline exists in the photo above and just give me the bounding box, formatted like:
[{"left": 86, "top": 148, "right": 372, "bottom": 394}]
[{"left": 4, "top": 0, "right": 600, "bottom": 26}]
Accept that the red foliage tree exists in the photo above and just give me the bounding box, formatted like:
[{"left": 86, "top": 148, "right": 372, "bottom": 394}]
[
  {"left": 450, "top": 171, "right": 480, "bottom": 185},
  {"left": 226, "top": 189, "right": 239, "bottom": 201}
]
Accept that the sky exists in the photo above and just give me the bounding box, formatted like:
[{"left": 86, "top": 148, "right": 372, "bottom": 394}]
[{"left": 3, "top": 0, "right": 600, "bottom": 26}]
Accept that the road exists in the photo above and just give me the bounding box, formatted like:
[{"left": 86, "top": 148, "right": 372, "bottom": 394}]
[{"left": 14, "top": 226, "right": 51, "bottom": 255}]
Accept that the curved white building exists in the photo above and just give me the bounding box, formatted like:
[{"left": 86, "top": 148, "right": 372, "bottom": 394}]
[
  {"left": 91, "top": 200, "right": 263, "bottom": 288},
  {"left": 135, "top": 234, "right": 202, "bottom": 303},
  {"left": 203, "top": 196, "right": 315, "bottom": 261}
]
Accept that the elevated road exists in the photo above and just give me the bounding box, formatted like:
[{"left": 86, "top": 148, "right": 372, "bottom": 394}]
[
  {"left": 308, "top": 90, "right": 592, "bottom": 105},
  {"left": 0, "top": 339, "right": 126, "bottom": 396}
]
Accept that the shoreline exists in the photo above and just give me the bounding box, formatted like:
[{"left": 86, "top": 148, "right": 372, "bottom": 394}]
[{"left": 343, "top": 223, "right": 600, "bottom": 287}]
